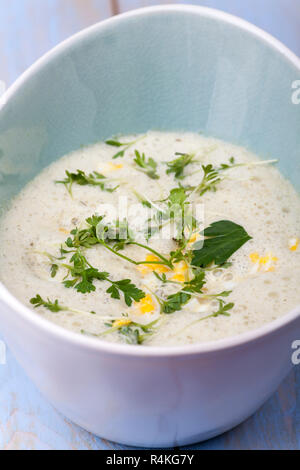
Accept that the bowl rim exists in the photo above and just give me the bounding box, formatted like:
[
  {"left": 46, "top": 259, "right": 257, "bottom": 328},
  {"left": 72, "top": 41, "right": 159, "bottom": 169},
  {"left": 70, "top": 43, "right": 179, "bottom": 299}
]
[{"left": 0, "top": 4, "right": 299, "bottom": 358}]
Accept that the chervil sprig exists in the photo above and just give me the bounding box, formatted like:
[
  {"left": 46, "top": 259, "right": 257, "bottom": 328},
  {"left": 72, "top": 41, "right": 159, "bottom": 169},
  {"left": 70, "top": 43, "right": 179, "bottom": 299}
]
[
  {"left": 173, "top": 300, "right": 235, "bottom": 338},
  {"left": 105, "top": 135, "right": 145, "bottom": 159},
  {"left": 30, "top": 294, "right": 96, "bottom": 316},
  {"left": 162, "top": 271, "right": 206, "bottom": 314},
  {"left": 166, "top": 152, "right": 197, "bottom": 179},
  {"left": 66, "top": 215, "right": 174, "bottom": 269},
  {"left": 188, "top": 157, "right": 278, "bottom": 197},
  {"left": 101, "top": 317, "right": 160, "bottom": 345},
  {"left": 133, "top": 150, "right": 159, "bottom": 180},
  {"left": 30, "top": 295, "right": 66, "bottom": 313}
]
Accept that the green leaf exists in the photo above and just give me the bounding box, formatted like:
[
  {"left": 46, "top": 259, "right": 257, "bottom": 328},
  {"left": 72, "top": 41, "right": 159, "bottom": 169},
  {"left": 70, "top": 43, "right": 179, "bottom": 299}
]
[
  {"left": 192, "top": 220, "right": 252, "bottom": 268},
  {"left": 56, "top": 170, "right": 118, "bottom": 195},
  {"left": 163, "top": 291, "right": 191, "bottom": 314},
  {"left": 212, "top": 300, "right": 235, "bottom": 317},
  {"left": 30, "top": 295, "right": 65, "bottom": 313},
  {"left": 168, "top": 187, "right": 188, "bottom": 206},
  {"left": 107, "top": 279, "right": 145, "bottom": 307},
  {"left": 50, "top": 264, "right": 58, "bottom": 278},
  {"left": 112, "top": 149, "right": 126, "bottom": 159},
  {"left": 184, "top": 271, "right": 206, "bottom": 294},
  {"left": 119, "top": 326, "right": 143, "bottom": 345},
  {"left": 133, "top": 150, "right": 159, "bottom": 179},
  {"left": 106, "top": 284, "right": 121, "bottom": 300},
  {"left": 105, "top": 140, "right": 123, "bottom": 147},
  {"left": 105, "top": 136, "right": 143, "bottom": 159},
  {"left": 166, "top": 152, "right": 196, "bottom": 179}
]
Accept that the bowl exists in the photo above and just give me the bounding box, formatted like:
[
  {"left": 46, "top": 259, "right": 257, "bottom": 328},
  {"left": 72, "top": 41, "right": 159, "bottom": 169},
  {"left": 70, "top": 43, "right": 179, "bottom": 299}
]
[{"left": 0, "top": 5, "right": 299, "bottom": 448}]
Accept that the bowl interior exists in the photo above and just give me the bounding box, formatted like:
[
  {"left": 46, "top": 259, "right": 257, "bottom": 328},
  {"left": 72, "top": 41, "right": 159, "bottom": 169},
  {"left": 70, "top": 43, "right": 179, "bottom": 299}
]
[{"left": 0, "top": 6, "right": 299, "bottom": 211}]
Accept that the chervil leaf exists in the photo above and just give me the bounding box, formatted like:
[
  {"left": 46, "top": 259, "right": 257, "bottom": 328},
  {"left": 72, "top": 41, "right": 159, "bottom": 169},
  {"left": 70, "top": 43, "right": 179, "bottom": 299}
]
[
  {"left": 105, "top": 136, "right": 143, "bottom": 159},
  {"left": 183, "top": 271, "right": 206, "bottom": 293},
  {"left": 192, "top": 220, "right": 252, "bottom": 268},
  {"left": 105, "top": 140, "right": 124, "bottom": 147},
  {"left": 168, "top": 187, "right": 188, "bottom": 206},
  {"left": 30, "top": 295, "right": 65, "bottom": 313},
  {"left": 163, "top": 291, "right": 191, "bottom": 314},
  {"left": 51, "top": 264, "right": 58, "bottom": 278},
  {"left": 133, "top": 150, "right": 159, "bottom": 180},
  {"left": 212, "top": 300, "right": 234, "bottom": 317},
  {"left": 119, "top": 326, "right": 143, "bottom": 345},
  {"left": 56, "top": 170, "right": 118, "bottom": 196},
  {"left": 166, "top": 152, "right": 196, "bottom": 179}
]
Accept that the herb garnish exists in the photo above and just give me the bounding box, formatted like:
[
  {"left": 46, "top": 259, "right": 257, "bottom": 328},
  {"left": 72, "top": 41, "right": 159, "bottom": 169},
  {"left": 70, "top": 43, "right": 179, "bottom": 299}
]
[
  {"left": 102, "top": 318, "right": 159, "bottom": 345},
  {"left": 188, "top": 157, "right": 278, "bottom": 197},
  {"left": 56, "top": 170, "right": 118, "bottom": 197},
  {"left": 62, "top": 250, "right": 145, "bottom": 306},
  {"left": 30, "top": 295, "right": 66, "bottom": 313},
  {"left": 166, "top": 152, "right": 196, "bottom": 179},
  {"left": 30, "top": 294, "right": 96, "bottom": 316},
  {"left": 192, "top": 220, "right": 252, "bottom": 268},
  {"left": 173, "top": 300, "right": 235, "bottom": 338},
  {"left": 162, "top": 271, "right": 206, "bottom": 314},
  {"left": 50, "top": 264, "right": 59, "bottom": 278},
  {"left": 133, "top": 150, "right": 159, "bottom": 180},
  {"left": 67, "top": 214, "right": 174, "bottom": 269},
  {"left": 105, "top": 136, "right": 144, "bottom": 159}
]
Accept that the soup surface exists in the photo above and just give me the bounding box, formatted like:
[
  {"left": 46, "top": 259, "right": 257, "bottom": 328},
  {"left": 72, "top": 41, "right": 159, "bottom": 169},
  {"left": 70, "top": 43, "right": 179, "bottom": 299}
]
[{"left": 0, "top": 131, "right": 299, "bottom": 346}]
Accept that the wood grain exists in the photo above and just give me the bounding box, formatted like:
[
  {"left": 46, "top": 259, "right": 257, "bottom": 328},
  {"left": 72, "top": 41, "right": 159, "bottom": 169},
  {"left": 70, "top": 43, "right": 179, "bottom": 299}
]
[
  {"left": 0, "top": 0, "right": 112, "bottom": 86},
  {"left": 0, "top": 343, "right": 299, "bottom": 450},
  {"left": 0, "top": 0, "right": 299, "bottom": 451},
  {"left": 117, "top": 0, "right": 300, "bottom": 57}
]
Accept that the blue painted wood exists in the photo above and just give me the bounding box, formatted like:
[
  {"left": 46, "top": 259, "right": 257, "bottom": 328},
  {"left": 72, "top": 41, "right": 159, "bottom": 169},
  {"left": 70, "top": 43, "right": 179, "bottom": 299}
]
[
  {"left": 0, "top": 0, "right": 299, "bottom": 450},
  {"left": 0, "top": 0, "right": 112, "bottom": 86},
  {"left": 0, "top": 335, "right": 299, "bottom": 450},
  {"left": 118, "top": 0, "right": 300, "bottom": 57}
]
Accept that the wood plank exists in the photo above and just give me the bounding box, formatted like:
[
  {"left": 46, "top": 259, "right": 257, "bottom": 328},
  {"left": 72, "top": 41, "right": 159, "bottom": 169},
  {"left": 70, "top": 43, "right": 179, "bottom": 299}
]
[
  {"left": 117, "top": 0, "right": 300, "bottom": 56},
  {"left": 1, "top": 337, "right": 299, "bottom": 449},
  {"left": 0, "top": 343, "right": 132, "bottom": 450},
  {"left": 117, "top": 0, "right": 172, "bottom": 13},
  {"left": 0, "top": 0, "right": 112, "bottom": 86}
]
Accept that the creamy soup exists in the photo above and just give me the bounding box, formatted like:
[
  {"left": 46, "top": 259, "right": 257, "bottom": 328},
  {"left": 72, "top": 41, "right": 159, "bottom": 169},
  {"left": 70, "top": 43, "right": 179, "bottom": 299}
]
[{"left": 0, "top": 131, "right": 299, "bottom": 346}]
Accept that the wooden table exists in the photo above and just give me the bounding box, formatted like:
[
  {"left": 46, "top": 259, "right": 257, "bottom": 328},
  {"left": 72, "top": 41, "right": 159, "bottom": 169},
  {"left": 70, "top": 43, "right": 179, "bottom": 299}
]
[{"left": 0, "top": 0, "right": 299, "bottom": 450}]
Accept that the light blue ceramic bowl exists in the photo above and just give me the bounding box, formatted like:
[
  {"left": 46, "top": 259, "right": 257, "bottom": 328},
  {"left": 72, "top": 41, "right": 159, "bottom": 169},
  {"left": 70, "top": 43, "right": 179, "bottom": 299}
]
[{"left": 0, "top": 5, "right": 299, "bottom": 447}]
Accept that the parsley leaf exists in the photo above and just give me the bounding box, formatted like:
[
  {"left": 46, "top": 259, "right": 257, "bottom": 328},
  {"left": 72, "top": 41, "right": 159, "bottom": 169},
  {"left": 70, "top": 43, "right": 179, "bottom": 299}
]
[
  {"left": 192, "top": 220, "right": 252, "bottom": 268},
  {"left": 62, "top": 249, "right": 146, "bottom": 306},
  {"left": 106, "top": 279, "right": 145, "bottom": 307}
]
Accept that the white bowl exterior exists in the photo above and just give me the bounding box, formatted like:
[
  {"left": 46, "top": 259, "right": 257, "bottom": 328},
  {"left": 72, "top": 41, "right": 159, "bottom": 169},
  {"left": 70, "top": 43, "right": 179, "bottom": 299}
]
[{"left": 0, "top": 294, "right": 298, "bottom": 447}]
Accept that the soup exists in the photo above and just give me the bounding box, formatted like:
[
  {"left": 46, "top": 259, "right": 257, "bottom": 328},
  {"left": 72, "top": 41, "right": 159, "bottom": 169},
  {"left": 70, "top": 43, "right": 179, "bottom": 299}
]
[{"left": 0, "top": 131, "right": 299, "bottom": 346}]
